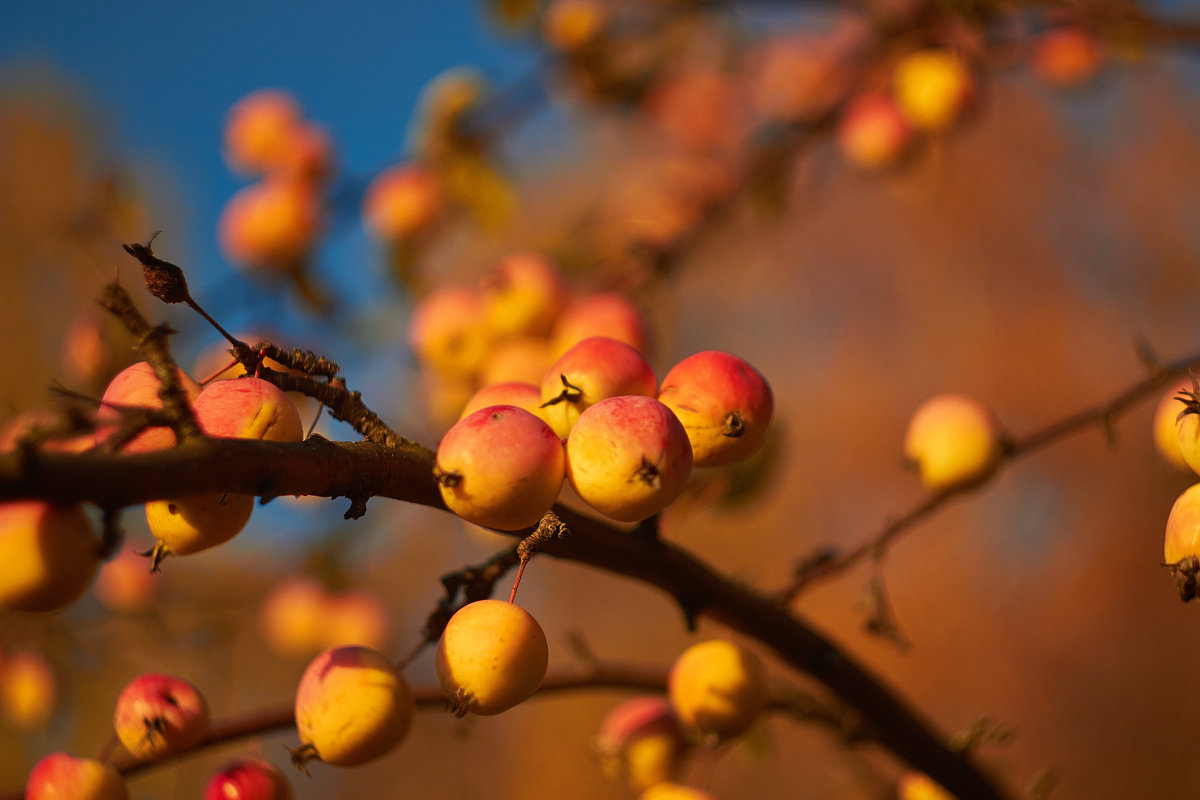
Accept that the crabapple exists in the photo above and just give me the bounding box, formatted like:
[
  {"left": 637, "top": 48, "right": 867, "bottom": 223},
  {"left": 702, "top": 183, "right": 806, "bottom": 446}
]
[
  {"left": 898, "top": 771, "right": 956, "bottom": 800},
  {"left": 540, "top": 336, "right": 658, "bottom": 439},
  {"left": 565, "top": 395, "right": 693, "bottom": 522},
  {"left": 323, "top": 589, "right": 391, "bottom": 651},
  {"left": 218, "top": 178, "right": 321, "bottom": 270},
  {"left": 113, "top": 673, "right": 210, "bottom": 760},
  {"left": 144, "top": 492, "right": 256, "bottom": 559},
  {"left": 1174, "top": 381, "right": 1200, "bottom": 476},
  {"left": 223, "top": 89, "right": 302, "bottom": 176},
  {"left": 892, "top": 49, "right": 975, "bottom": 131},
  {"left": 436, "top": 599, "right": 548, "bottom": 717},
  {"left": 1031, "top": 26, "right": 1103, "bottom": 89},
  {"left": 0, "top": 649, "right": 55, "bottom": 728},
  {"left": 479, "top": 336, "right": 555, "bottom": 387},
  {"left": 1152, "top": 379, "right": 1192, "bottom": 471},
  {"left": 480, "top": 251, "right": 566, "bottom": 338},
  {"left": 1164, "top": 483, "right": 1200, "bottom": 565},
  {"left": 459, "top": 381, "right": 543, "bottom": 421},
  {"left": 595, "top": 695, "right": 689, "bottom": 790},
  {"left": 294, "top": 645, "right": 415, "bottom": 767},
  {"left": 638, "top": 784, "right": 715, "bottom": 800},
  {"left": 0, "top": 408, "right": 91, "bottom": 454},
  {"left": 668, "top": 639, "right": 767, "bottom": 739},
  {"left": 192, "top": 375, "right": 305, "bottom": 443},
  {"left": 259, "top": 576, "right": 329, "bottom": 657},
  {"left": 903, "top": 393, "right": 1003, "bottom": 489},
  {"left": 275, "top": 120, "right": 335, "bottom": 184},
  {"left": 95, "top": 361, "right": 202, "bottom": 453},
  {"left": 550, "top": 292, "right": 650, "bottom": 357},
  {"left": 93, "top": 547, "right": 158, "bottom": 613},
  {"left": 836, "top": 91, "right": 914, "bottom": 170},
  {"left": 657, "top": 351, "right": 774, "bottom": 468},
  {"left": 435, "top": 405, "right": 565, "bottom": 531},
  {"left": 25, "top": 752, "right": 128, "bottom": 800},
  {"left": 542, "top": 0, "right": 609, "bottom": 52},
  {"left": 362, "top": 164, "right": 444, "bottom": 242},
  {"left": 203, "top": 758, "right": 293, "bottom": 800},
  {"left": 0, "top": 501, "right": 100, "bottom": 613},
  {"left": 408, "top": 286, "right": 491, "bottom": 379}
]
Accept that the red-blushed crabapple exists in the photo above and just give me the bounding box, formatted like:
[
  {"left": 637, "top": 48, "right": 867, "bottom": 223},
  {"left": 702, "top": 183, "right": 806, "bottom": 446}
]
[
  {"left": 540, "top": 336, "right": 659, "bottom": 439},
  {"left": 25, "top": 752, "right": 128, "bottom": 800},
  {"left": 898, "top": 771, "right": 956, "bottom": 800},
  {"left": 836, "top": 91, "right": 915, "bottom": 171},
  {"left": 275, "top": 120, "right": 335, "bottom": 185},
  {"left": 892, "top": 49, "right": 975, "bottom": 131},
  {"left": 657, "top": 351, "right": 774, "bottom": 468},
  {"left": 293, "top": 645, "right": 415, "bottom": 767},
  {"left": 203, "top": 758, "right": 293, "bottom": 800},
  {"left": 217, "top": 177, "right": 321, "bottom": 270},
  {"left": 0, "top": 501, "right": 100, "bottom": 613},
  {"left": 460, "top": 381, "right": 543, "bottom": 421},
  {"left": 93, "top": 547, "right": 158, "bottom": 613},
  {"left": 258, "top": 575, "right": 329, "bottom": 657},
  {"left": 479, "top": 251, "right": 567, "bottom": 339},
  {"left": 595, "top": 695, "right": 690, "bottom": 790},
  {"left": 550, "top": 292, "right": 650, "bottom": 357},
  {"left": 223, "top": 89, "right": 302, "bottom": 176},
  {"left": 0, "top": 408, "right": 92, "bottom": 454},
  {"left": 113, "top": 673, "right": 210, "bottom": 760},
  {"left": 192, "top": 375, "right": 305, "bottom": 443},
  {"left": 643, "top": 66, "right": 746, "bottom": 155},
  {"left": 408, "top": 286, "right": 492, "bottom": 379},
  {"left": 435, "top": 405, "right": 566, "bottom": 531},
  {"left": 903, "top": 393, "right": 1003, "bottom": 489},
  {"left": 1164, "top": 483, "right": 1200, "bottom": 566},
  {"left": 668, "top": 639, "right": 767, "bottom": 740},
  {"left": 479, "top": 336, "right": 555, "bottom": 387},
  {"left": 638, "top": 783, "right": 716, "bottom": 800},
  {"left": 0, "top": 649, "right": 55, "bottom": 728},
  {"left": 1031, "top": 26, "right": 1103, "bottom": 89},
  {"left": 362, "top": 164, "right": 444, "bottom": 242},
  {"left": 95, "top": 361, "right": 203, "bottom": 453},
  {"left": 322, "top": 589, "right": 391, "bottom": 651},
  {"left": 1152, "top": 379, "right": 1193, "bottom": 471},
  {"left": 542, "top": 0, "right": 609, "bottom": 52},
  {"left": 565, "top": 395, "right": 693, "bottom": 523},
  {"left": 435, "top": 599, "right": 549, "bottom": 717}
]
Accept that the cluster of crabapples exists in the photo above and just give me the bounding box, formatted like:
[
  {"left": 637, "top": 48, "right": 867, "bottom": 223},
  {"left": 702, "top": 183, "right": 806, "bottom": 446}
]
[{"left": 1152, "top": 378, "right": 1200, "bottom": 600}]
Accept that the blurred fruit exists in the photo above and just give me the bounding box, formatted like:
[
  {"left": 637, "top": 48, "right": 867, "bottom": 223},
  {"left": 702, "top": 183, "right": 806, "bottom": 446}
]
[
  {"left": 892, "top": 49, "right": 975, "bottom": 131},
  {"left": 595, "top": 695, "right": 689, "bottom": 790},
  {"left": 25, "top": 752, "right": 128, "bottom": 800},
  {"left": 836, "top": 91, "right": 914, "bottom": 170},
  {"left": 224, "top": 89, "right": 303, "bottom": 176},
  {"left": 362, "top": 164, "right": 444, "bottom": 242},
  {"left": 95, "top": 362, "right": 202, "bottom": 453},
  {"left": 218, "top": 178, "right": 321, "bottom": 270},
  {"left": 0, "top": 649, "right": 55, "bottom": 728},
  {"left": 1031, "top": 26, "right": 1103, "bottom": 88},
  {"left": 203, "top": 758, "right": 293, "bottom": 800},
  {"left": 668, "top": 639, "right": 766, "bottom": 739},
  {"left": 93, "top": 547, "right": 158, "bottom": 613},
  {"left": 0, "top": 501, "right": 100, "bottom": 613},
  {"left": 903, "top": 393, "right": 1003, "bottom": 489}
]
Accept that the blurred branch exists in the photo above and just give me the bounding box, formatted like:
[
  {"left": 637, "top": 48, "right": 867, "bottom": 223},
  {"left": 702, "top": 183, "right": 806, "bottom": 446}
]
[{"left": 777, "top": 346, "right": 1200, "bottom": 602}]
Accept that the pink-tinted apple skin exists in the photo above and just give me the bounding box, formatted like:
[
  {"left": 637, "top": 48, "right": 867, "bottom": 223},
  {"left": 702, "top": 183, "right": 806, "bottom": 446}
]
[
  {"left": 322, "top": 590, "right": 391, "bottom": 651},
  {"left": 540, "top": 336, "right": 659, "bottom": 438},
  {"left": 223, "top": 89, "right": 302, "bottom": 176},
  {"left": 362, "top": 164, "right": 444, "bottom": 241},
  {"left": 459, "top": 381, "right": 543, "bottom": 420},
  {"left": 294, "top": 645, "right": 415, "bottom": 766},
  {"left": 25, "top": 752, "right": 128, "bottom": 800},
  {"left": 95, "top": 362, "right": 203, "bottom": 453},
  {"left": 0, "top": 649, "right": 56, "bottom": 728},
  {"left": 217, "top": 178, "right": 321, "bottom": 270},
  {"left": 836, "top": 91, "right": 914, "bottom": 170},
  {"left": 480, "top": 251, "right": 567, "bottom": 338},
  {"left": 408, "top": 286, "right": 491, "bottom": 379},
  {"left": 0, "top": 409, "right": 91, "bottom": 454},
  {"left": 0, "top": 501, "right": 100, "bottom": 613},
  {"left": 551, "top": 293, "right": 650, "bottom": 357},
  {"left": 436, "top": 405, "right": 566, "bottom": 530},
  {"left": 657, "top": 351, "right": 774, "bottom": 468},
  {"left": 113, "top": 673, "right": 210, "bottom": 759},
  {"left": 565, "top": 395, "right": 694, "bottom": 522},
  {"left": 203, "top": 758, "right": 293, "bottom": 800},
  {"left": 595, "top": 695, "right": 689, "bottom": 789},
  {"left": 192, "top": 376, "right": 305, "bottom": 443},
  {"left": 93, "top": 547, "right": 158, "bottom": 613}
]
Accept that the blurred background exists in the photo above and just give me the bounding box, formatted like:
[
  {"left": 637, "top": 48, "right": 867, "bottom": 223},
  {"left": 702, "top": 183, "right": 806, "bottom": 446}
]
[{"left": 3, "top": 0, "right": 1200, "bottom": 798}]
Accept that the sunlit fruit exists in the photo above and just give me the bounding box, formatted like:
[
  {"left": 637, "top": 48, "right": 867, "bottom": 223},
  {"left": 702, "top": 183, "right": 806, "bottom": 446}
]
[
  {"left": 1164, "top": 483, "right": 1200, "bottom": 565},
  {"left": 0, "top": 649, "right": 56, "bottom": 728},
  {"left": 480, "top": 251, "right": 567, "bottom": 339},
  {"left": 898, "top": 771, "right": 956, "bottom": 800},
  {"left": 113, "top": 673, "right": 210, "bottom": 760},
  {"left": 408, "top": 286, "right": 492, "bottom": 379},
  {"left": 93, "top": 547, "right": 158, "bottom": 613},
  {"left": 551, "top": 292, "right": 650, "bottom": 357},
  {"left": 1031, "top": 26, "right": 1103, "bottom": 88},
  {"left": 223, "top": 89, "right": 303, "bottom": 176},
  {"left": 436, "top": 599, "right": 548, "bottom": 716},
  {"left": 540, "top": 336, "right": 658, "bottom": 439},
  {"left": 638, "top": 783, "right": 715, "bottom": 800},
  {"left": 144, "top": 492, "right": 256, "bottom": 559},
  {"left": 203, "top": 758, "right": 293, "bottom": 800},
  {"left": 836, "top": 91, "right": 914, "bottom": 170},
  {"left": 668, "top": 639, "right": 766, "bottom": 739},
  {"left": 0, "top": 501, "right": 100, "bottom": 613},
  {"left": 892, "top": 49, "right": 975, "bottom": 131},
  {"left": 595, "top": 695, "right": 689, "bottom": 790},
  {"left": 362, "top": 163, "right": 444, "bottom": 241},
  {"left": 903, "top": 393, "right": 1003, "bottom": 489},
  {"left": 95, "top": 362, "right": 202, "bottom": 453},
  {"left": 460, "top": 381, "right": 543, "bottom": 420},
  {"left": 218, "top": 178, "right": 321, "bottom": 270},
  {"left": 25, "top": 752, "right": 128, "bottom": 800},
  {"left": 1152, "top": 379, "right": 1192, "bottom": 471}
]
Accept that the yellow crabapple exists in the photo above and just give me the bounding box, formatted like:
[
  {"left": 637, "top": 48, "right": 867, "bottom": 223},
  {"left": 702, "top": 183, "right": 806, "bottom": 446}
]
[
  {"left": 223, "top": 89, "right": 303, "bottom": 176},
  {"left": 595, "top": 695, "right": 689, "bottom": 790},
  {"left": 638, "top": 784, "right": 716, "bottom": 800},
  {"left": 540, "top": 336, "right": 658, "bottom": 439},
  {"left": 903, "top": 393, "right": 1003, "bottom": 489},
  {"left": 1174, "top": 381, "right": 1200, "bottom": 476},
  {"left": 204, "top": 758, "right": 292, "bottom": 800},
  {"left": 898, "top": 771, "right": 956, "bottom": 800},
  {"left": 144, "top": 492, "right": 256, "bottom": 559},
  {"left": 1164, "top": 483, "right": 1200, "bottom": 566},
  {"left": 668, "top": 639, "right": 767, "bottom": 739},
  {"left": 0, "top": 649, "right": 56, "bottom": 728},
  {"left": 566, "top": 395, "right": 693, "bottom": 523},
  {"left": 294, "top": 645, "right": 415, "bottom": 767},
  {"left": 113, "top": 673, "right": 210, "bottom": 760},
  {"left": 542, "top": 0, "right": 609, "bottom": 52},
  {"left": 0, "top": 501, "right": 100, "bottom": 613},
  {"left": 479, "top": 336, "right": 555, "bottom": 386},
  {"left": 435, "top": 405, "right": 565, "bottom": 530},
  {"left": 93, "top": 547, "right": 158, "bottom": 613},
  {"left": 1152, "top": 379, "right": 1192, "bottom": 471},
  {"left": 95, "top": 362, "right": 202, "bottom": 453},
  {"left": 479, "top": 251, "right": 567, "bottom": 338},
  {"left": 657, "top": 351, "right": 774, "bottom": 468},
  {"left": 836, "top": 91, "right": 915, "bottom": 170},
  {"left": 362, "top": 164, "right": 444, "bottom": 241},
  {"left": 435, "top": 599, "right": 549, "bottom": 716},
  {"left": 25, "top": 752, "right": 129, "bottom": 800},
  {"left": 550, "top": 292, "right": 650, "bottom": 357},
  {"left": 460, "top": 381, "right": 543, "bottom": 421},
  {"left": 892, "top": 49, "right": 975, "bottom": 131},
  {"left": 259, "top": 576, "right": 329, "bottom": 657},
  {"left": 217, "top": 178, "right": 321, "bottom": 270},
  {"left": 408, "top": 286, "right": 492, "bottom": 379},
  {"left": 322, "top": 590, "right": 391, "bottom": 651}
]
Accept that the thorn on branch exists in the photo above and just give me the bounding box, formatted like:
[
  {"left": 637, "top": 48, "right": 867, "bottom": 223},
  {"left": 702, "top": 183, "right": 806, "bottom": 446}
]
[{"left": 860, "top": 573, "right": 909, "bottom": 651}]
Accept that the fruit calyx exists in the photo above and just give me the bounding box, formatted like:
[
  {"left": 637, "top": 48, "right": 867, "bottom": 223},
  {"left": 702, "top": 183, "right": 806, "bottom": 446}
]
[
  {"left": 137, "top": 541, "right": 172, "bottom": 573},
  {"left": 539, "top": 374, "right": 584, "bottom": 407},
  {"left": 1166, "top": 555, "right": 1199, "bottom": 602},
  {"left": 434, "top": 466, "right": 463, "bottom": 489},
  {"left": 287, "top": 742, "right": 320, "bottom": 776},
  {"left": 632, "top": 456, "right": 662, "bottom": 488},
  {"left": 721, "top": 411, "right": 746, "bottom": 438}
]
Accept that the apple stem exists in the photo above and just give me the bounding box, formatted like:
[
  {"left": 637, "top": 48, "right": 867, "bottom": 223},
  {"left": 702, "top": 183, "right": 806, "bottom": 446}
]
[{"left": 508, "top": 559, "right": 528, "bottom": 603}]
